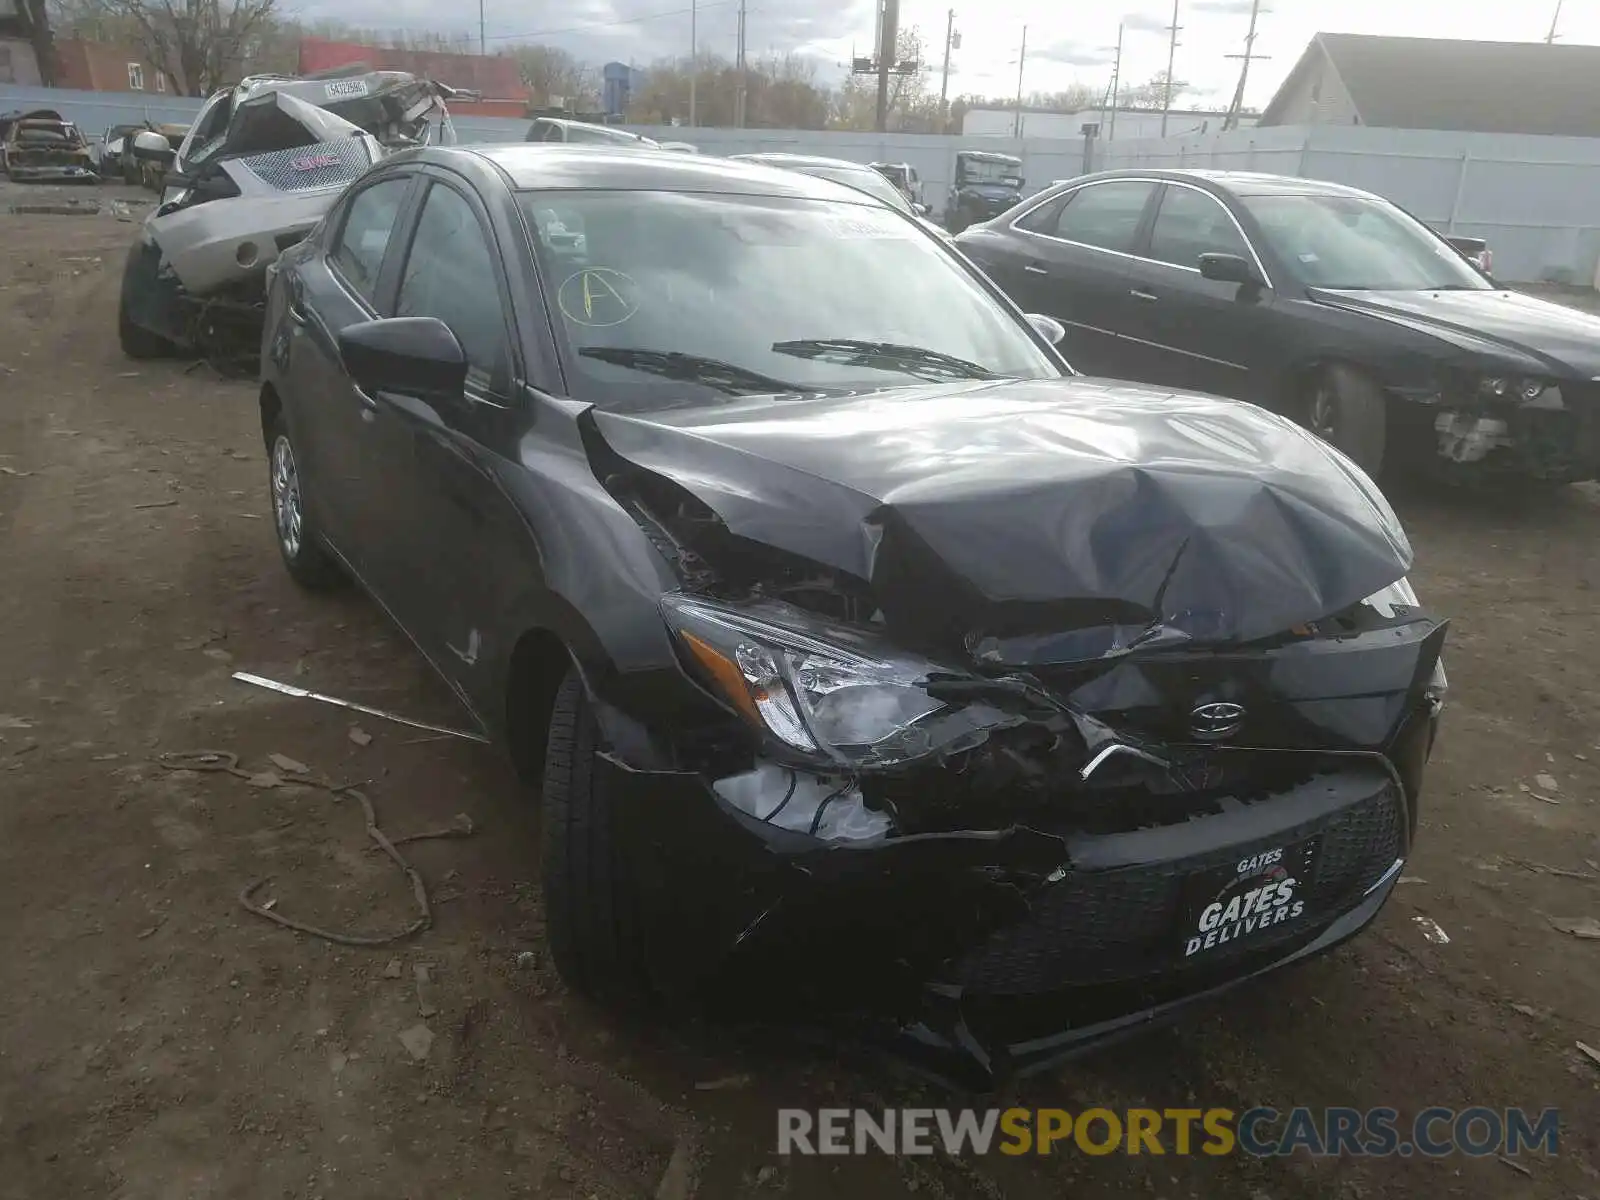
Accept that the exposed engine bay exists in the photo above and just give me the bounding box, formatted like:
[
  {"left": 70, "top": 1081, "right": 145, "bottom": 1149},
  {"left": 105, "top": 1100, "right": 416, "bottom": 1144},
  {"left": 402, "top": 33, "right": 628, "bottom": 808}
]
[{"left": 118, "top": 68, "right": 466, "bottom": 375}]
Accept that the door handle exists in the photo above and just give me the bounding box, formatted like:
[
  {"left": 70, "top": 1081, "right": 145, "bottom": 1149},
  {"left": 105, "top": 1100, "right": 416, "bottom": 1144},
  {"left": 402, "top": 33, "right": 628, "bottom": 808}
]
[
  {"left": 354, "top": 385, "right": 378, "bottom": 422},
  {"left": 1023, "top": 263, "right": 1049, "bottom": 276},
  {"left": 1130, "top": 288, "right": 1159, "bottom": 302}
]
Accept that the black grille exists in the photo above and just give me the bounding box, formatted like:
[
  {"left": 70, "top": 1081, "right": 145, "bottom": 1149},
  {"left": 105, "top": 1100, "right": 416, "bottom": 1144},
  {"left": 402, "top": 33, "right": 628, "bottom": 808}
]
[{"left": 953, "top": 785, "right": 1403, "bottom": 996}]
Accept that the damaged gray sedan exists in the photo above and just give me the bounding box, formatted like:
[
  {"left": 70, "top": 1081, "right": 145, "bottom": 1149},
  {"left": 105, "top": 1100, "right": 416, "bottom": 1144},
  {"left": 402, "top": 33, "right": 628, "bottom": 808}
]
[
  {"left": 118, "top": 68, "right": 463, "bottom": 373},
  {"left": 258, "top": 145, "right": 1449, "bottom": 1089}
]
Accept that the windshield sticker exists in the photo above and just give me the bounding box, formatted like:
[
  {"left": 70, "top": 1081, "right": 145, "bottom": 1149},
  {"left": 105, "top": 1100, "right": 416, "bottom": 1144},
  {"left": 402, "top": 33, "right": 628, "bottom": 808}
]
[
  {"left": 558, "top": 268, "right": 640, "bottom": 327},
  {"left": 324, "top": 78, "right": 370, "bottom": 99}
]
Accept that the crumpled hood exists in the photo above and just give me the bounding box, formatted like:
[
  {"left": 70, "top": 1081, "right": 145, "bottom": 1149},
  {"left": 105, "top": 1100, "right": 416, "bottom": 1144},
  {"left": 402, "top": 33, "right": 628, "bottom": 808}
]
[
  {"left": 590, "top": 377, "right": 1413, "bottom": 658},
  {"left": 1311, "top": 287, "right": 1600, "bottom": 378}
]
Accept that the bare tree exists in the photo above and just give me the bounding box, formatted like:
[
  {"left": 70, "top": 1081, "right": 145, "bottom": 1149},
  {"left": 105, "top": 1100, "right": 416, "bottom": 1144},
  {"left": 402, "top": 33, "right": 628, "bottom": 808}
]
[
  {"left": 91, "top": 0, "right": 279, "bottom": 95},
  {"left": 508, "top": 44, "right": 596, "bottom": 108},
  {"left": 1118, "top": 69, "right": 1188, "bottom": 110}
]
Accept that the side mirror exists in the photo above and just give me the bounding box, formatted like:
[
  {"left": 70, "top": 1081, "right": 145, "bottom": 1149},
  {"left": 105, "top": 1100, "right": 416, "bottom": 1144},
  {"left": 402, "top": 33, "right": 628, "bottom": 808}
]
[
  {"left": 1198, "top": 252, "right": 1259, "bottom": 286},
  {"left": 131, "top": 130, "right": 172, "bottom": 163},
  {"left": 913, "top": 202, "right": 930, "bottom": 216},
  {"left": 1025, "top": 312, "right": 1066, "bottom": 345},
  {"left": 339, "top": 317, "right": 467, "bottom": 404}
]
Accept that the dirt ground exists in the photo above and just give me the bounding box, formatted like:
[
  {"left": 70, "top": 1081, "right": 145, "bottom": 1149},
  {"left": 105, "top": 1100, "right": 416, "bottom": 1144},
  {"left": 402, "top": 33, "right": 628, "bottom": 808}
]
[{"left": 1, "top": 180, "right": 1597, "bottom": 1200}]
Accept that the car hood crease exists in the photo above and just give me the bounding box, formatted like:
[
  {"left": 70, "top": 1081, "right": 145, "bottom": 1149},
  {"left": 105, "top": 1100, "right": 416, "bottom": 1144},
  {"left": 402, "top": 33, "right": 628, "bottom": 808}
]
[{"left": 587, "top": 378, "right": 1414, "bottom": 660}]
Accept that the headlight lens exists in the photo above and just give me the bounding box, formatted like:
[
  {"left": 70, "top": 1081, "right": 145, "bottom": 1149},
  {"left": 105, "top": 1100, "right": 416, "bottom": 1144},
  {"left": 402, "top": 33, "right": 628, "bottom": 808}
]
[
  {"left": 1476, "top": 374, "right": 1551, "bottom": 403},
  {"left": 662, "top": 596, "right": 1015, "bottom": 768},
  {"left": 1361, "top": 576, "right": 1421, "bottom": 618}
]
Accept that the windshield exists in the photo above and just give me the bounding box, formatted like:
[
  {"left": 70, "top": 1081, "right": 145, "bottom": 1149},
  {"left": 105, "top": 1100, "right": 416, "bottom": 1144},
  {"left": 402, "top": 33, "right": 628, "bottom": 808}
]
[
  {"left": 961, "top": 159, "right": 1021, "bottom": 186},
  {"left": 1241, "top": 193, "right": 1490, "bottom": 291},
  {"left": 518, "top": 190, "right": 1059, "bottom": 410}
]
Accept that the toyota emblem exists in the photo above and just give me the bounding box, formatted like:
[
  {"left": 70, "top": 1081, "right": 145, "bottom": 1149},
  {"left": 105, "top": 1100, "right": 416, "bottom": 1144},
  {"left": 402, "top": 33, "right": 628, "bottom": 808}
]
[{"left": 1190, "top": 701, "right": 1246, "bottom": 741}]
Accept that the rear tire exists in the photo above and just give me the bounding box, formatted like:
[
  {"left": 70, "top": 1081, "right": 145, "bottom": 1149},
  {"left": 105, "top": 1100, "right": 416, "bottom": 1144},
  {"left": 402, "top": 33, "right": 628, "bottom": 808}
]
[
  {"left": 540, "top": 669, "right": 653, "bottom": 1008},
  {"left": 1305, "top": 363, "right": 1387, "bottom": 478},
  {"left": 265, "top": 413, "right": 343, "bottom": 591}
]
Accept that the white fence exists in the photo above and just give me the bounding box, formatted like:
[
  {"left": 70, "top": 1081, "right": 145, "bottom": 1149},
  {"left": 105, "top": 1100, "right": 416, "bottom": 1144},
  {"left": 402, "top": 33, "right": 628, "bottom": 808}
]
[{"left": 9, "top": 82, "right": 1600, "bottom": 284}]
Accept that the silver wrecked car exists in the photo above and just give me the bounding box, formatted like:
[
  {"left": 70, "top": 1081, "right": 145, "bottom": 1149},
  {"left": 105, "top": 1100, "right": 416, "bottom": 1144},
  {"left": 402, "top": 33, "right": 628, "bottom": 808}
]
[{"left": 117, "top": 68, "right": 465, "bottom": 373}]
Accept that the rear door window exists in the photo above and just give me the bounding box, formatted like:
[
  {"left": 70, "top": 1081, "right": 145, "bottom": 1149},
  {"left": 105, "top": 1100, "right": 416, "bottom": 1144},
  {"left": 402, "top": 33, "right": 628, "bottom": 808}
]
[
  {"left": 1047, "top": 181, "right": 1157, "bottom": 253},
  {"left": 329, "top": 177, "right": 411, "bottom": 306}
]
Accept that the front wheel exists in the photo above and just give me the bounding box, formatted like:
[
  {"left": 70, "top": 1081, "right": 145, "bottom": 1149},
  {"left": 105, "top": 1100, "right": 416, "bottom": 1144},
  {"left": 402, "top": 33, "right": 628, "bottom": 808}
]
[
  {"left": 265, "top": 414, "right": 343, "bottom": 590},
  {"left": 1304, "top": 364, "right": 1387, "bottom": 478},
  {"left": 540, "top": 669, "right": 653, "bottom": 1008}
]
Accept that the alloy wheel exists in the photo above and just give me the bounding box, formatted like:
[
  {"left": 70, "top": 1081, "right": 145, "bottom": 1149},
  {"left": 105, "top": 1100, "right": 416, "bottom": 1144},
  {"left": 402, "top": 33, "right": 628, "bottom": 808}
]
[{"left": 270, "top": 434, "right": 303, "bottom": 559}]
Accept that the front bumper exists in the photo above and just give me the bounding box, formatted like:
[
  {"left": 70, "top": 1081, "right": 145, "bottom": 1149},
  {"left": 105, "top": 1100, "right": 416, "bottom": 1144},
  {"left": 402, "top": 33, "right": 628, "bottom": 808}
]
[
  {"left": 607, "top": 723, "right": 1425, "bottom": 1090},
  {"left": 1421, "top": 386, "right": 1600, "bottom": 482}
]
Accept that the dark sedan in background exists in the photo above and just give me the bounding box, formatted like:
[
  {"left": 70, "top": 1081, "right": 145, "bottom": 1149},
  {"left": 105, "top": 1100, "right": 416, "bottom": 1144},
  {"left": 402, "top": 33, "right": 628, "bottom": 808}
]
[
  {"left": 257, "top": 144, "right": 1445, "bottom": 1087},
  {"left": 956, "top": 169, "right": 1600, "bottom": 483}
]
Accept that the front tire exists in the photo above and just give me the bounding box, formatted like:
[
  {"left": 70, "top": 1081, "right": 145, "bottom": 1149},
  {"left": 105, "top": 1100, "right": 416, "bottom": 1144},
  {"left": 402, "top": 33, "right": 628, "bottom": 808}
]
[
  {"left": 540, "top": 669, "right": 652, "bottom": 1008},
  {"left": 1305, "top": 363, "right": 1387, "bottom": 478},
  {"left": 265, "top": 414, "right": 343, "bottom": 590}
]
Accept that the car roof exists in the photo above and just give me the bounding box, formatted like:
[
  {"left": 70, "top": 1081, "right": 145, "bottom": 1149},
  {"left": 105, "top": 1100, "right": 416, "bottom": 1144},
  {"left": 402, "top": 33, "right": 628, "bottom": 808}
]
[
  {"left": 1066, "top": 167, "right": 1381, "bottom": 200},
  {"left": 534, "top": 117, "right": 642, "bottom": 135},
  {"left": 731, "top": 151, "right": 875, "bottom": 173},
  {"left": 462, "top": 144, "right": 883, "bottom": 201}
]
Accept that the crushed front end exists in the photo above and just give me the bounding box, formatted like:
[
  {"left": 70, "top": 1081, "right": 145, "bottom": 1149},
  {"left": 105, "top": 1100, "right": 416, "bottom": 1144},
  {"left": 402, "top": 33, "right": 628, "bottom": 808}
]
[
  {"left": 573, "top": 387, "right": 1449, "bottom": 1090},
  {"left": 601, "top": 589, "right": 1444, "bottom": 1090},
  {"left": 121, "top": 72, "right": 461, "bottom": 373}
]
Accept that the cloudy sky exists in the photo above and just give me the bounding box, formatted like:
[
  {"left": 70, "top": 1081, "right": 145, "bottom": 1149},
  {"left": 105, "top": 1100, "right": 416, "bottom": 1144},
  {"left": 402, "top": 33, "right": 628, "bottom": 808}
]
[{"left": 285, "top": 0, "right": 1598, "bottom": 110}]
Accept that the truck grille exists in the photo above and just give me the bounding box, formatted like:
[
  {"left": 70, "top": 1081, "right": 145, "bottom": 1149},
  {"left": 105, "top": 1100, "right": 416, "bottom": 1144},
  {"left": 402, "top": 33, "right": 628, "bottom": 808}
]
[
  {"left": 240, "top": 137, "right": 374, "bottom": 192},
  {"left": 951, "top": 783, "right": 1403, "bottom": 996}
]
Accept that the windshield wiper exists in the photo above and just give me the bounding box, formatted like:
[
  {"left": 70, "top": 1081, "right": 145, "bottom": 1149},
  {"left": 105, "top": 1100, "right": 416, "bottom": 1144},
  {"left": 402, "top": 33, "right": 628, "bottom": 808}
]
[
  {"left": 578, "top": 347, "right": 804, "bottom": 395},
  {"left": 770, "top": 338, "right": 1001, "bottom": 381}
]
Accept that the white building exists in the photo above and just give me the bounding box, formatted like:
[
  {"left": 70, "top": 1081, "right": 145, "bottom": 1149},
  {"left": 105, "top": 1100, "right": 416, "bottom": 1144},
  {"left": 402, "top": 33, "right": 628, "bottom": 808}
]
[{"left": 961, "top": 106, "right": 1256, "bottom": 141}]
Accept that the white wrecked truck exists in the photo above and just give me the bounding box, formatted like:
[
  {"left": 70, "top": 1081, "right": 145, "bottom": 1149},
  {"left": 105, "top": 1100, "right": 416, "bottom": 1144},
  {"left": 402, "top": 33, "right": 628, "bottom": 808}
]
[{"left": 117, "top": 67, "right": 465, "bottom": 373}]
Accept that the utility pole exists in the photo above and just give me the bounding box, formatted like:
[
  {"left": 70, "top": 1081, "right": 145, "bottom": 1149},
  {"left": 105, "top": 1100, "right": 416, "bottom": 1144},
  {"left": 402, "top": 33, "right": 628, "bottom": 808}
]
[
  {"left": 1012, "top": 24, "right": 1027, "bottom": 139},
  {"left": 875, "top": 0, "right": 900, "bottom": 133},
  {"left": 939, "top": 9, "right": 957, "bottom": 132},
  {"left": 1161, "top": 0, "right": 1180, "bottom": 137},
  {"left": 689, "top": 0, "right": 697, "bottom": 126},
  {"left": 1222, "top": 0, "right": 1267, "bottom": 131},
  {"left": 1546, "top": 0, "right": 1564, "bottom": 42},
  {"left": 1108, "top": 22, "right": 1123, "bottom": 141},
  {"left": 479, "top": 0, "right": 485, "bottom": 55},
  {"left": 735, "top": 0, "right": 747, "bottom": 128}
]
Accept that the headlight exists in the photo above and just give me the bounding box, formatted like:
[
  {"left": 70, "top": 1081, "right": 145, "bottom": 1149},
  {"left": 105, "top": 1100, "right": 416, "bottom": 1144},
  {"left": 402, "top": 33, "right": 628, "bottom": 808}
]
[
  {"left": 1361, "top": 576, "right": 1421, "bottom": 619},
  {"left": 661, "top": 596, "right": 1017, "bottom": 768},
  {"left": 1476, "top": 375, "right": 1553, "bottom": 403},
  {"left": 1362, "top": 578, "right": 1447, "bottom": 705}
]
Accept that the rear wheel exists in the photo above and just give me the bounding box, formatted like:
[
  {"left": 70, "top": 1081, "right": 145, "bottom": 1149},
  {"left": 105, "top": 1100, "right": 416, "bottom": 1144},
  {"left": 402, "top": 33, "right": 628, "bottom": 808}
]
[
  {"left": 265, "top": 414, "right": 343, "bottom": 590},
  {"left": 540, "top": 669, "right": 653, "bottom": 1007},
  {"left": 1304, "top": 364, "right": 1387, "bottom": 478}
]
